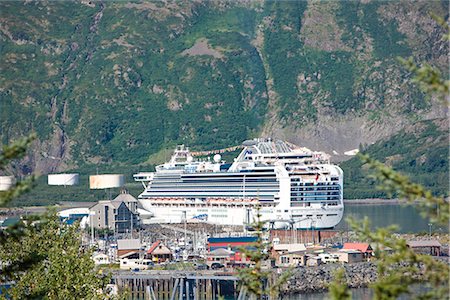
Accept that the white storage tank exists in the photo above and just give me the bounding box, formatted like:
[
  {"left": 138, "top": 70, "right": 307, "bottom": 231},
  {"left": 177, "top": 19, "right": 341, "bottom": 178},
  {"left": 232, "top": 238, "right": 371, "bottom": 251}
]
[
  {"left": 0, "top": 176, "right": 15, "bottom": 191},
  {"left": 89, "top": 174, "right": 124, "bottom": 189},
  {"left": 48, "top": 173, "right": 79, "bottom": 186}
]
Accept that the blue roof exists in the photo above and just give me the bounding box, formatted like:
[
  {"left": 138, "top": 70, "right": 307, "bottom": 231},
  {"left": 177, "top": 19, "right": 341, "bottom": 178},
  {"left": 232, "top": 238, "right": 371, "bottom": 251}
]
[
  {"left": 65, "top": 219, "right": 77, "bottom": 225},
  {"left": 69, "top": 213, "right": 88, "bottom": 218},
  {"left": 208, "top": 236, "right": 258, "bottom": 244},
  {"left": 1, "top": 217, "right": 20, "bottom": 227}
]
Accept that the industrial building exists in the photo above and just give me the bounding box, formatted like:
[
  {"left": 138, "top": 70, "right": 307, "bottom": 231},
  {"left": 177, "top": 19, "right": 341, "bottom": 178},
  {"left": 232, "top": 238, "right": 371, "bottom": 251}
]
[{"left": 89, "top": 190, "right": 140, "bottom": 233}]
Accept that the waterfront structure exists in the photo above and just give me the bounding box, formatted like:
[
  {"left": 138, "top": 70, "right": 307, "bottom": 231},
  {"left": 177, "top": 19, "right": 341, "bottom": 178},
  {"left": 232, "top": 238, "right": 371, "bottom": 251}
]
[
  {"left": 269, "top": 229, "right": 338, "bottom": 244},
  {"left": 57, "top": 207, "right": 89, "bottom": 227},
  {"left": 406, "top": 240, "right": 442, "bottom": 256},
  {"left": 306, "top": 256, "right": 322, "bottom": 266},
  {"left": 207, "top": 236, "right": 257, "bottom": 252},
  {"left": 342, "top": 242, "right": 373, "bottom": 260},
  {"left": 206, "top": 236, "right": 256, "bottom": 265},
  {"left": 89, "top": 190, "right": 139, "bottom": 233},
  {"left": 206, "top": 248, "right": 235, "bottom": 266},
  {"left": 273, "top": 243, "right": 307, "bottom": 253},
  {"left": 277, "top": 252, "right": 307, "bottom": 267},
  {"left": 146, "top": 240, "right": 173, "bottom": 262},
  {"left": 112, "top": 271, "right": 240, "bottom": 299},
  {"left": 117, "top": 238, "right": 141, "bottom": 259},
  {"left": 337, "top": 250, "right": 364, "bottom": 264},
  {"left": 272, "top": 243, "right": 307, "bottom": 267},
  {"left": 135, "top": 139, "right": 344, "bottom": 229}
]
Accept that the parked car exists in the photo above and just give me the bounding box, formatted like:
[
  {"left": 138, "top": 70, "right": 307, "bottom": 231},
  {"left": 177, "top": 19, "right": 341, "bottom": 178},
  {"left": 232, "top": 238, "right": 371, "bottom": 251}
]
[
  {"left": 211, "top": 263, "right": 224, "bottom": 270},
  {"left": 195, "top": 263, "right": 209, "bottom": 270}
]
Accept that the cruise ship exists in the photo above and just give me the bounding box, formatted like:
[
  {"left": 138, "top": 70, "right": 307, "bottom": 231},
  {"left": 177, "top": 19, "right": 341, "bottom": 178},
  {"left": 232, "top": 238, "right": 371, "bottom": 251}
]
[{"left": 134, "top": 139, "right": 344, "bottom": 229}]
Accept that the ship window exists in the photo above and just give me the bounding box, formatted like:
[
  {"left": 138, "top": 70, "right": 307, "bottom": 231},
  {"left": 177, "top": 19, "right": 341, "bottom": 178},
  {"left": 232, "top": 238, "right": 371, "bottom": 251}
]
[{"left": 284, "top": 210, "right": 288, "bottom": 213}]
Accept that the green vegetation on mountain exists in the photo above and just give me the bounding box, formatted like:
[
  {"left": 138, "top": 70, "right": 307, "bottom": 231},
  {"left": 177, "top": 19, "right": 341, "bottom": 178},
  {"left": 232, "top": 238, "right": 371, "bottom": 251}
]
[
  {"left": 0, "top": 0, "right": 448, "bottom": 204},
  {"left": 342, "top": 118, "right": 449, "bottom": 199}
]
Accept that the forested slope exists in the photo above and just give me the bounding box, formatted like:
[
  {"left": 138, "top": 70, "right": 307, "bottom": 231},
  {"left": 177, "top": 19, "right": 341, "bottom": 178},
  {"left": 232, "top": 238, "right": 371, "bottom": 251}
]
[{"left": 1, "top": 0, "right": 448, "bottom": 204}]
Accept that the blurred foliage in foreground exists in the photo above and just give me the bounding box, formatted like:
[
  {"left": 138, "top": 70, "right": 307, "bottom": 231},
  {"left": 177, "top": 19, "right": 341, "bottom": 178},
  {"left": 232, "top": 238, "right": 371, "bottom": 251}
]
[
  {"left": 0, "top": 212, "right": 114, "bottom": 299},
  {"left": 0, "top": 134, "right": 36, "bottom": 206}
]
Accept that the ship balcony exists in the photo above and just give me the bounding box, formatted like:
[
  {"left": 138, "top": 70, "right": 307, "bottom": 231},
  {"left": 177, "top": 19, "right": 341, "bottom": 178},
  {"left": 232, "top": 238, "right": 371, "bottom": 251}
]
[{"left": 133, "top": 172, "right": 154, "bottom": 181}]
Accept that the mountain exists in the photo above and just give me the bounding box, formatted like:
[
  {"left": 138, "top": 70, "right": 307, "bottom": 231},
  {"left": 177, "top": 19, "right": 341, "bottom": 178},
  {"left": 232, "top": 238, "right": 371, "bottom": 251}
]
[
  {"left": 1, "top": 0, "right": 448, "bottom": 203},
  {"left": 342, "top": 118, "right": 449, "bottom": 199}
]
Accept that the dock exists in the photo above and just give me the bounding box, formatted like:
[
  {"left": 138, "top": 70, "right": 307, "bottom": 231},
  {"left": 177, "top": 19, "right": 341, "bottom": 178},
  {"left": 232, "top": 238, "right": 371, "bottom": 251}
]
[{"left": 112, "top": 270, "right": 240, "bottom": 299}]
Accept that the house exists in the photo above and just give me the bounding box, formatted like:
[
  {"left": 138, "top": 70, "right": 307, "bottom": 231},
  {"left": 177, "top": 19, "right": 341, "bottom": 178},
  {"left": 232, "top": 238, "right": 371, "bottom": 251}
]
[
  {"left": 146, "top": 240, "right": 173, "bottom": 263},
  {"left": 337, "top": 250, "right": 364, "bottom": 264},
  {"left": 272, "top": 243, "right": 307, "bottom": 267},
  {"left": 89, "top": 190, "right": 139, "bottom": 233},
  {"left": 117, "top": 239, "right": 141, "bottom": 259},
  {"left": 277, "top": 252, "right": 307, "bottom": 267},
  {"left": 206, "top": 248, "right": 235, "bottom": 266},
  {"left": 92, "top": 253, "right": 110, "bottom": 265},
  {"left": 342, "top": 243, "right": 373, "bottom": 260}
]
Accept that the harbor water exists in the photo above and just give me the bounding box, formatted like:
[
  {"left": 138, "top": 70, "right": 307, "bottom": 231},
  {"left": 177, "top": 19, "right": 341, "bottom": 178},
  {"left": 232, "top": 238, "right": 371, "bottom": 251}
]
[{"left": 335, "top": 202, "right": 448, "bottom": 233}]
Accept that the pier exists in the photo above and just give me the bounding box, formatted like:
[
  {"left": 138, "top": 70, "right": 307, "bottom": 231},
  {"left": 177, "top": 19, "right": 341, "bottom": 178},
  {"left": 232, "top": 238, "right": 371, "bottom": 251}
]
[{"left": 112, "top": 270, "right": 240, "bottom": 299}]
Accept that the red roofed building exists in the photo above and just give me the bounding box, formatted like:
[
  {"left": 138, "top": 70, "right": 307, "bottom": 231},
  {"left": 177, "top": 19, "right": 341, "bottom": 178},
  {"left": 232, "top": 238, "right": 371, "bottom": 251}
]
[
  {"left": 343, "top": 243, "right": 373, "bottom": 260},
  {"left": 146, "top": 240, "right": 172, "bottom": 263}
]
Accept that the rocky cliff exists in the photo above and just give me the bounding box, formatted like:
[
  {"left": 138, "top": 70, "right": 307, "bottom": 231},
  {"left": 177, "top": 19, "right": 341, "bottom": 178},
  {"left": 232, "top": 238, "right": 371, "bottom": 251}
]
[{"left": 1, "top": 1, "right": 448, "bottom": 195}]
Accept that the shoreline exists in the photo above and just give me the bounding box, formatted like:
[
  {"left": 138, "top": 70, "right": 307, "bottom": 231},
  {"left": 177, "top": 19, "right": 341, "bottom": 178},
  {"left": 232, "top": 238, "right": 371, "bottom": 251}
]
[
  {"left": 1, "top": 199, "right": 408, "bottom": 216},
  {"left": 343, "top": 198, "right": 405, "bottom": 205}
]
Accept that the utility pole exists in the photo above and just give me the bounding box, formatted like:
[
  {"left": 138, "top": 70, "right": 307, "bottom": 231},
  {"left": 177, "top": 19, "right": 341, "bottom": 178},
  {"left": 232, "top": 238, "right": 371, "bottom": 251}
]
[
  {"left": 183, "top": 211, "right": 187, "bottom": 252},
  {"left": 130, "top": 212, "right": 133, "bottom": 239},
  {"left": 292, "top": 222, "right": 297, "bottom": 244},
  {"left": 193, "top": 231, "right": 197, "bottom": 254},
  {"left": 89, "top": 211, "right": 96, "bottom": 245}
]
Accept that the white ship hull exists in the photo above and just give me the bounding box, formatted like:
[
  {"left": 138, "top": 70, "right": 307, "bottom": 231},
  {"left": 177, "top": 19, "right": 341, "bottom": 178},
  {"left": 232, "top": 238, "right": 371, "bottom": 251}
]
[{"left": 139, "top": 199, "right": 344, "bottom": 229}]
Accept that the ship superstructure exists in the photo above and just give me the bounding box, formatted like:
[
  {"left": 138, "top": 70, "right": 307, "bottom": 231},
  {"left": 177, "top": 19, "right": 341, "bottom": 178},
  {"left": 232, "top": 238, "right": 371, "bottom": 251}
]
[{"left": 134, "top": 139, "right": 344, "bottom": 229}]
